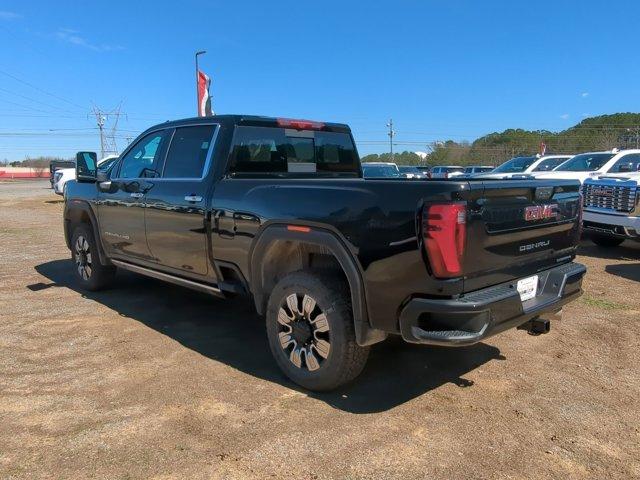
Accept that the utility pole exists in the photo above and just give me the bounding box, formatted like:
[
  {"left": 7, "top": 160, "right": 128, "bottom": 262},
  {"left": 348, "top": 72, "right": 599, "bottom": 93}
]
[
  {"left": 195, "top": 50, "right": 206, "bottom": 115},
  {"left": 386, "top": 119, "right": 395, "bottom": 162},
  {"left": 91, "top": 103, "right": 124, "bottom": 158},
  {"left": 92, "top": 106, "right": 107, "bottom": 159}
]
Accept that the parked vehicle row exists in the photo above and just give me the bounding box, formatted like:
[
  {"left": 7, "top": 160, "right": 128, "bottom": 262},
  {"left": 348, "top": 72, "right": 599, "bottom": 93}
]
[
  {"left": 53, "top": 155, "right": 119, "bottom": 195},
  {"left": 63, "top": 115, "right": 586, "bottom": 391},
  {"left": 49, "top": 159, "right": 75, "bottom": 188}
]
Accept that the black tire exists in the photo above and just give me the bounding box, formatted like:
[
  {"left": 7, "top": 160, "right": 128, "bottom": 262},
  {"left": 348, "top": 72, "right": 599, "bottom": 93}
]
[
  {"left": 266, "top": 271, "right": 369, "bottom": 391},
  {"left": 590, "top": 234, "right": 624, "bottom": 248},
  {"left": 70, "top": 224, "right": 116, "bottom": 291}
]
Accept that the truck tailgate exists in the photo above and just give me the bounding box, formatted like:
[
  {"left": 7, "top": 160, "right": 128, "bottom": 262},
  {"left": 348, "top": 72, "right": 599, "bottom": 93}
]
[{"left": 461, "top": 178, "right": 582, "bottom": 292}]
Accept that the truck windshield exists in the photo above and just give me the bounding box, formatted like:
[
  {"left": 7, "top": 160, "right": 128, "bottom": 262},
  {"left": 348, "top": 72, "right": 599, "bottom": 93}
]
[
  {"left": 362, "top": 164, "right": 401, "bottom": 178},
  {"left": 493, "top": 156, "right": 536, "bottom": 173},
  {"left": 554, "top": 153, "right": 615, "bottom": 171},
  {"left": 228, "top": 126, "right": 359, "bottom": 176}
]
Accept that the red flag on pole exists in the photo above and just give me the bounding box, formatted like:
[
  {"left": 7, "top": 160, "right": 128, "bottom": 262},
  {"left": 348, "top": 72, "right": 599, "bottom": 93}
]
[
  {"left": 197, "top": 70, "right": 213, "bottom": 117},
  {"left": 539, "top": 141, "right": 546, "bottom": 156}
]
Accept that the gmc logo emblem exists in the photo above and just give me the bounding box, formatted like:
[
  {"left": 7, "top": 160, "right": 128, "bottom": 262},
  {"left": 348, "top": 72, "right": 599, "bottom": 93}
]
[
  {"left": 524, "top": 204, "right": 558, "bottom": 221},
  {"left": 592, "top": 188, "right": 612, "bottom": 197}
]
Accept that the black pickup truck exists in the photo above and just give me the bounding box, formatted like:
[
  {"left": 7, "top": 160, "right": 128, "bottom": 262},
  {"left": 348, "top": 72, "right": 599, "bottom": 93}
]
[{"left": 64, "top": 115, "right": 586, "bottom": 391}]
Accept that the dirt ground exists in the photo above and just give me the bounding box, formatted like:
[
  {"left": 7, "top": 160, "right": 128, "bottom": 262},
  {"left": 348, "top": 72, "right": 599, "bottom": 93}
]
[{"left": 1, "top": 180, "right": 639, "bottom": 480}]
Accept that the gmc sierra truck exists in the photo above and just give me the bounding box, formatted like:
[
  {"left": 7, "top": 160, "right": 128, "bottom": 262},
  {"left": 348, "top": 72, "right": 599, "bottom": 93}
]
[
  {"left": 582, "top": 173, "right": 640, "bottom": 246},
  {"left": 64, "top": 115, "right": 586, "bottom": 391}
]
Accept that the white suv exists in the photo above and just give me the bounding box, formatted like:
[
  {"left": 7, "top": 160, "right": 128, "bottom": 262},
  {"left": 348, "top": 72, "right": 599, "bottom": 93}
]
[
  {"left": 535, "top": 149, "right": 640, "bottom": 183},
  {"left": 53, "top": 155, "right": 119, "bottom": 195},
  {"left": 476, "top": 155, "right": 572, "bottom": 179}
]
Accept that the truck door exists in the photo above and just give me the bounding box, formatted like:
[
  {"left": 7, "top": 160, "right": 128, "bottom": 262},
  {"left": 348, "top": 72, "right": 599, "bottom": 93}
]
[
  {"left": 97, "top": 130, "right": 170, "bottom": 261},
  {"left": 144, "top": 124, "right": 219, "bottom": 280}
]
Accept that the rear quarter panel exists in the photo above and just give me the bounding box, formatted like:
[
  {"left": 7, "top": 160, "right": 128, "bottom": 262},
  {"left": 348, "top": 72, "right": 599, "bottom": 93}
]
[{"left": 211, "top": 178, "right": 467, "bottom": 333}]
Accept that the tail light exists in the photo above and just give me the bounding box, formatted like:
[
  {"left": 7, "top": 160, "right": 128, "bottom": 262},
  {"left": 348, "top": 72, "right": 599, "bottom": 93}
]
[{"left": 422, "top": 202, "right": 466, "bottom": 278}]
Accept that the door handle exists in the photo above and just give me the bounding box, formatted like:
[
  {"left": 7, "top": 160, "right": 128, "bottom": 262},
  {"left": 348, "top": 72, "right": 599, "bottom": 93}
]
[
  {"left": 184, "top": 195, "right": 203, "bottom": 202},
  {"left": 130, "top": 192, "right": 144, "bottom": 198}
]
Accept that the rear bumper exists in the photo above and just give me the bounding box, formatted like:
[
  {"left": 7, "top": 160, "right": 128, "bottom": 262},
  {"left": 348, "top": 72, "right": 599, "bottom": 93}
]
[
  {"left": 399, "top": 262, "right": 586, "bottom": 346},
  {"left": 583, "top": 210, "right": 640, "bottom": 240}
]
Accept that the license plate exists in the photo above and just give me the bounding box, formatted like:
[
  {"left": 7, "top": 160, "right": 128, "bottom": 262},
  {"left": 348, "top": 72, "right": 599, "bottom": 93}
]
[{"left": 517, "top": 275, "right": 538, "bottom": 302}]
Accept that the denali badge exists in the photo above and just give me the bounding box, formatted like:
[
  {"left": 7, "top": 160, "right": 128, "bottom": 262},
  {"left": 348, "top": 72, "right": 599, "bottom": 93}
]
[
  {"left": 524, "top": 204, "right": 558, "bottom": 221},
  {"left": 519, "top": 240, "right": 550, "bottom": 252},
  {"left": 104, "top": 231, "right": 130, "bottom": 240}
]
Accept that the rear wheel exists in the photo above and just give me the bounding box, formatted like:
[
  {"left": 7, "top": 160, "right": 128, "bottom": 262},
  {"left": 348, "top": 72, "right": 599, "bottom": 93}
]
[
  {"left": 590, "top": 234, "right": 624, "bottom": 248},
  {"left": 266, "top": 271, "right": 369, "bottom": 391},
  {"left": 71, "top": 224, "right": 116, "bottom": 291}
]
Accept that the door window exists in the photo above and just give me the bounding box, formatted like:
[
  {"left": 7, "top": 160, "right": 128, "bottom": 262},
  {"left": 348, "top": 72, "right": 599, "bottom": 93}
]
[
  {"left": 162, "top": 125, "right": 217, "bottom": 178},
  {"left": 608, "top": 153, "right": 640, "bottom": 173},
  {"left": 118, "top": 131, "right": 168, "bottom": 179}
]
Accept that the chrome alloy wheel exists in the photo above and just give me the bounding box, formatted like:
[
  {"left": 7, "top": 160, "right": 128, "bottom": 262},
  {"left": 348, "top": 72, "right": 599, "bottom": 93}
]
[
  {"left": 277, "top": 293, "right": 331, "bottom": 371},
  {"left": 74, "top": 235, "right": 92, "bottom": 280}
]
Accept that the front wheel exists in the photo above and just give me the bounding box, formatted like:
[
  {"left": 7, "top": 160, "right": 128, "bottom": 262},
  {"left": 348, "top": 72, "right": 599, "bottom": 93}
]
[
  {"left": 71, "top": 224, "right": 116, "bottom": 291},
  {"left": 266, "top": 271, "right": 369, "bottom": 391},
  {"left": 590, "top": 234, "right": 624, "bottom": 248}
]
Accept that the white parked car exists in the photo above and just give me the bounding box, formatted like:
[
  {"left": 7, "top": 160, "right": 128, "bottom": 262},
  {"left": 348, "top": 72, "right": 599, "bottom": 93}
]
[
  {"left": 53, "top": 155, "right": 119, "bottom": 195},
  {"left": 475, "top": 155, "right": 572, "bottom": 179},
  {"left": 534, "top": 149, "right": 640, "bottom": 183},
  {"left": 582, "top": 171, "right": 640, "bottom": 246},
  {"left": 430, "top": 166, "right": 465, "bottom": 178}
]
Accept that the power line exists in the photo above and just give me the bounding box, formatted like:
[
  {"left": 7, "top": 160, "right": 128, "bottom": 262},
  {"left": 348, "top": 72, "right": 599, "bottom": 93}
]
[
  {"left": 0, "top": 86, "right": 80, "bottom": 115},
  {"left": 0, "top": 68, "right": 87, "bottom": 111}
]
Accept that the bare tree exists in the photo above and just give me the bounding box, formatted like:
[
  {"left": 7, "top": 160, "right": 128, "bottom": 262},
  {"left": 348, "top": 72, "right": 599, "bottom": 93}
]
[{"left": 595, "top": 127, "right": 621, "bottom": 150}]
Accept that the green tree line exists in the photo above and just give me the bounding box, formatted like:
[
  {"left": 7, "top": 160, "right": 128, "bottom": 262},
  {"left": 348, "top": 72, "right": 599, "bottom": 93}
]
[{"left": 363, "top": 113, "right": 640, "bottom": 166}]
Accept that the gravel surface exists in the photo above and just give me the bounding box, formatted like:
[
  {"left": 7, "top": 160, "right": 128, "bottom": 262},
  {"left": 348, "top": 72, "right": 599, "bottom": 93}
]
[{"left": 1, "top": 180, "right": 639, "bottom": 479}]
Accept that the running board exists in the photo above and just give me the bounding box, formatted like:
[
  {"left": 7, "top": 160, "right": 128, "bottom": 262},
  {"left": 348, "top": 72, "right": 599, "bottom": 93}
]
[{"left": 111, "top": 260, "right": 223, "bottom": 297}]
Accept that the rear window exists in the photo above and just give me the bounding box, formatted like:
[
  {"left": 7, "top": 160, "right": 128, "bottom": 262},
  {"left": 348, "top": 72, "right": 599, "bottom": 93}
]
[
  {"left": 228, "top": 126, "right": 359, "bottom": 176},
  {"left": 532, "top": 157, "right": 568, "bottom": 171},
  {"left": 493, "top": 156, "right": 536, "bottom": 173},
  {"left": 555, "top": 153, "right": 615, "bottom": 171},
  {"left": 362, "top": 164, "right": 401, "bottom": 178}
]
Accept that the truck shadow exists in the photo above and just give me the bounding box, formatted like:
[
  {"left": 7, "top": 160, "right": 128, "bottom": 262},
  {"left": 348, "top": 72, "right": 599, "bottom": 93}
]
[
  {"left": 33, "top": 259, "right": 504, "bottom": 414},
  {"left": 604, "top": 263, "right": 640, "bottom": 282},
  {"left": 578, "top": 238, "right": 640, "bottom": 261}
]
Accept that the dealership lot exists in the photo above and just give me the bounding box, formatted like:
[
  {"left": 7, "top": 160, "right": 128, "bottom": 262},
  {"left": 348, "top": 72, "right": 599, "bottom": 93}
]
[{"left": 1, "top": 180, "right": 639, "bottom": 479}]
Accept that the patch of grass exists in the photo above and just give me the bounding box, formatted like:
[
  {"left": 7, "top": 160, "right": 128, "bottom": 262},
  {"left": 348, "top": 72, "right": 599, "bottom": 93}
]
[{"left": 582, "top": 295, "right": 628, "bottom": 310}]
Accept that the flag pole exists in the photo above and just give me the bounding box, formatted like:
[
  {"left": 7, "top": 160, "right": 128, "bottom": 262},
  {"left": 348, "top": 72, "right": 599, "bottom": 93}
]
[{"left": 195, "top": 50, "right": 206, "bottom": 116}]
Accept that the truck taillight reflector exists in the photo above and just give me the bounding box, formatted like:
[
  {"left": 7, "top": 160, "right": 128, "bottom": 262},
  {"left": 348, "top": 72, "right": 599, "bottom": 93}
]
[
  {"left": 422, "top": 203, "right": 466, "bottom": 278},
  {"left": 277, "top": 118, "right": 325, "bottom": 131}
]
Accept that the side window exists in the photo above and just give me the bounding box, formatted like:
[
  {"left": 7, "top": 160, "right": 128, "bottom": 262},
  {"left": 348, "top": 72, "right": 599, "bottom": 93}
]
[
  {"left": 162, "top": 125, "right": 217, "bottom": 178},
  {"left": 608, "top": 154, "right": 640, "bottom": 173},
  {"left": 228, "top": 126, "right": 359, "bottom": 176},
  {"left": 118, "top": 131, "right": 168, "bottom": 179}
]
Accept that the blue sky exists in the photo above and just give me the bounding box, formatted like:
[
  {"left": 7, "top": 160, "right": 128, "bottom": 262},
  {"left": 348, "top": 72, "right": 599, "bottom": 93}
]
[{"left": 1, "top": 0, "right": 640, "bottom": 160}]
